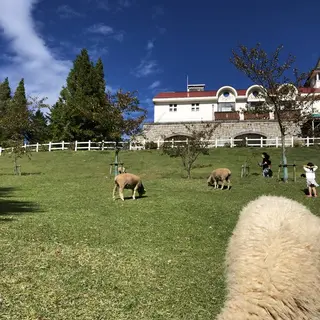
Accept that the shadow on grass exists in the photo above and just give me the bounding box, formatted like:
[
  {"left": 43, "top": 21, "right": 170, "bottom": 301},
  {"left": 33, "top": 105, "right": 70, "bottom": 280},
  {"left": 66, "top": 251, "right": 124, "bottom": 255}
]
[
  {"left": 208, "top": 185, "right": 233, "bottom": 191},
  {"left": 114, "top": 195, "right": 149, "bottom": 201},
  {"left": 0, "top": 172, "right": 43, "bottom": 176},
  {"left": 0, "top": 187, "right": 42, "bottom": 222}
]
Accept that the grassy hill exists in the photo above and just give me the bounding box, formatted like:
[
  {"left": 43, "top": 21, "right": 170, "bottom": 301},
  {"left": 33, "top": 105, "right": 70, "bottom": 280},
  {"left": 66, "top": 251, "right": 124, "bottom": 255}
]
[{"left": 0, "top": 147, "right": 319, "bottom": 319}]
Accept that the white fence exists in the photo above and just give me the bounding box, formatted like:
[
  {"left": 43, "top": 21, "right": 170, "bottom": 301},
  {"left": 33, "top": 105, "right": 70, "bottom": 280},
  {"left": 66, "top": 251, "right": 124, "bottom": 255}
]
[{"left": 0, "top": 136, "right": 319, "bottom": 155}]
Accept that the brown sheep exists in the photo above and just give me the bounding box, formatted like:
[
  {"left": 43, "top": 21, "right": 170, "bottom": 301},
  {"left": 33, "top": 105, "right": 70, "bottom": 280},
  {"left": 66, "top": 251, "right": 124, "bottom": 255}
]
[
  {"left": 207, "top": 168, "right": 231, "bottom": 190},
  {"left": 112, "top": 173, "right": 146, "bottom": 201}
]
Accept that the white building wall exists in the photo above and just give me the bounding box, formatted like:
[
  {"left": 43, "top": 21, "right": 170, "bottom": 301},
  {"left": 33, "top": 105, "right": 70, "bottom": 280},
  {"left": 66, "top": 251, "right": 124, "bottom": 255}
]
[
  {"left": 312, "top": 100, "right": 320, "bottom": 113},
  {"left": 154, "top": 102, "right": 213, "bottom": 122}
]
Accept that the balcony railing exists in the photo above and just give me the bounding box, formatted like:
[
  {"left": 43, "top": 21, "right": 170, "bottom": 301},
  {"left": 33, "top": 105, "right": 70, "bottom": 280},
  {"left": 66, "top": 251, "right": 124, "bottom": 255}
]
[
  {"left": 243, "top": 112, "right": 270, "bottom": 120},
  {"left": 214, "top": 112, "right": 240, "bottom": 120}
]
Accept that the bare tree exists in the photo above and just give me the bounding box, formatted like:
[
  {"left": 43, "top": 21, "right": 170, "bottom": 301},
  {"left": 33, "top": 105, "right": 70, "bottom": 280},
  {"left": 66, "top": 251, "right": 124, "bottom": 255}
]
[
  {"left": 230, "top": 43, "right": 320, "bottom": 182},
  {"left": 162, "top": 122, "right": 219, "bottom": 179}
]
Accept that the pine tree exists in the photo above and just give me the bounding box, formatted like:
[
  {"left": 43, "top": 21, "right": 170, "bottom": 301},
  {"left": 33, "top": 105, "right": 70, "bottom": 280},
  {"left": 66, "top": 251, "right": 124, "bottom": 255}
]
[
  {"left": 2, "top": 78, "right": 31, "bottom": 174},
  {"left": 11, "top": 78, "right": 29, "bottom": 138},
  {"left": 0, "top": 77, "right": 11, "bottom": 103},
  {"left": 28, "top": 109, "right": 50, "bottom": 143},
  {"left": 0, "top": 77, "right": 12, "bottom": 142},
  {"left": 50, "top": 48, "right": 147, "bottom": 142}
]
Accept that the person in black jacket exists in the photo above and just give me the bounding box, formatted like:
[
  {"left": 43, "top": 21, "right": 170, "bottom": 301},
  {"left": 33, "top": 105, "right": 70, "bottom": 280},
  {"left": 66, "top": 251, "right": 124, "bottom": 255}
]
[{"left": 259, "top": 152, "right": 272, "bottom": 177}]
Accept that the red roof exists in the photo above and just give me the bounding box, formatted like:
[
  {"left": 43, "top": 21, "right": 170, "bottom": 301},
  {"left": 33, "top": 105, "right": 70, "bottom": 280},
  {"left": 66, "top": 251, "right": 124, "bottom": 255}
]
[{"left": 154, "top": 87, "right": 320, "bottom": 99}]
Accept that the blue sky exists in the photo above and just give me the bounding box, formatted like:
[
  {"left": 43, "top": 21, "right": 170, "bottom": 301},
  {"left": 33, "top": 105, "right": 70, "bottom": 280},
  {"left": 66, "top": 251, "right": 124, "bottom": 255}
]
[{"left": 0, "top": 0, "right": 319, "bottom": 122}]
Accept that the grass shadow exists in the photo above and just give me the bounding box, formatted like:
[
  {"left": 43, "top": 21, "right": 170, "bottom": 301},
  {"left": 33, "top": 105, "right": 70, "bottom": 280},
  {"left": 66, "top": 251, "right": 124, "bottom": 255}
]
[
  {"left": 0, "top": 187, "right": 42, "bottom": 221},
  {"left": 114, "top": 195, "right": 149, "bottom": 201},
  {"left": 208, "top": 185, "right": 232, "bottom": 191},
  {"left": 0, "top": 172, "right": 43, "bottom": 176}
]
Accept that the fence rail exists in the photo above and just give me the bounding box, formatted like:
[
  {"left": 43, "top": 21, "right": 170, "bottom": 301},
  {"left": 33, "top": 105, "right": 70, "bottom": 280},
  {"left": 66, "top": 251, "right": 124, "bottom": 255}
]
[{"left": 0, "top": 137, "right": 319, "bottom": 155}]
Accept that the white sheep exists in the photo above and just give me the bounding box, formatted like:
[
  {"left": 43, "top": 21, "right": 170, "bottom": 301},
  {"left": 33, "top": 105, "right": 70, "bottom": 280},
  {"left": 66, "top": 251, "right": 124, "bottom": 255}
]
[
  {"left": 207, "top": 168, "right": 231, "bottom": 190},
  {"left": 112, "top": 173, "right": 146, "bottom": 201},
  {"left": 216, "top": 195, "right": 320, "bottom": 319}
]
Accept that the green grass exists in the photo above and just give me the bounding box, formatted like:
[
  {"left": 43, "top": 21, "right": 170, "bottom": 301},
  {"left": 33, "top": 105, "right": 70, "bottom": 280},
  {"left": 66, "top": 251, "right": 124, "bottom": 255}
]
[{"left": 0, "top": 147, "right": 319, "bottom": 319}]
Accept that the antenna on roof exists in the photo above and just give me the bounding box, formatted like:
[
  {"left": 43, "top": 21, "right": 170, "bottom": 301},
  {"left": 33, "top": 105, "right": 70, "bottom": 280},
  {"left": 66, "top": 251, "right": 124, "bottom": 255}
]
[{"left": 187, "top": 74, "right": 189, "bottom": 91}]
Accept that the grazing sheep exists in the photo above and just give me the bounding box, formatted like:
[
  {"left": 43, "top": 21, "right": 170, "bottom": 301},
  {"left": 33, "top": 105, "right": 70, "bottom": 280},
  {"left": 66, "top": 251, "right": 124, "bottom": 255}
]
[
  {"left": 118, "top": 166, "right": 126, "bottom": 174},
  {"left": 112, "top": 173, "right": 146, "bottom": 201},
  {"left": 207, "top": 168, "right": 231, "bottom": 190},
  {"left": 216, "top": 195, "right": 320, "bottom": 320}
]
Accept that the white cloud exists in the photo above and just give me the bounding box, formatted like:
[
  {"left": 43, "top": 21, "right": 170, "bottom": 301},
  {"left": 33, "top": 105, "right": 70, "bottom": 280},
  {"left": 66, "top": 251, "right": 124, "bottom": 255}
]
[
  {"left": 156, "top": 25, "right": 166, "bottom": 35},
  {"left": 87, "top": 23, "right": 114, "bottom": 35},
  {"left": 148, "top": 80, "right": 160, "bottom": 90},
  {"left": 118, "top": 0, "right": 132, "bottom": 8},
  {"left": 133, "top": 38, "right": 160, "bottom": 78},
  {"left": 0, "top": 0, "right": 71, "bottom": 106},
  {"left": 146, "top": 40, "right": 154, "bottom": 51},
  {"left": 57, "top": 5, "right": 84, "bottom": 19},
  {"left": 86, "top": 23, "right": 125, "bottom": 42},
  {"left": 133, "top": 59, "right": 160, "bottom": 78},
  {"left": 152, "top": 6, "right": 164, "bottom": 19},
  {"left": 57, "top": 41, "right": 108, "bottom": 62},
  {"left": 95, "top": 0, "right": 110, "bottom": 11}
]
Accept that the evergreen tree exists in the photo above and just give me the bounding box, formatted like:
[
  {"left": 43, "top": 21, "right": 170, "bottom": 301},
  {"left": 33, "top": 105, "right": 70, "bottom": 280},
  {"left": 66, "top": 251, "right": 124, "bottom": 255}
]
[
  {"left": 0, "top": 77, "right": 11, "bottom": 103},
  {"left": 28, "top": 109, "right": 50, "bottom": 143},
  {"left": 11, "top": 78, "right": 29, "bottom": 139},
  {"left": 1, "top": 78, "right": 32, "bottom": 173},
  {"left": 0, "top": 77, "right": 12, "bottom": 142},
  {"left": 50, "top": 49, "right": 99, "bottom": 140},
  {"left": 50, "top": 48, "right": 147, "bottom": 142}
]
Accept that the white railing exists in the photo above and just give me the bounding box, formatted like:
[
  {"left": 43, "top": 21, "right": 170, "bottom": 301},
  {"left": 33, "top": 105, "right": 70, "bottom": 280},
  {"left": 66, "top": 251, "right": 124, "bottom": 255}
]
[
  {"left": 0, "top": 137, "right": 319, "bottom": 155},
  {"left": 150, "top": 136, "right": 320, "bottom": 149}
]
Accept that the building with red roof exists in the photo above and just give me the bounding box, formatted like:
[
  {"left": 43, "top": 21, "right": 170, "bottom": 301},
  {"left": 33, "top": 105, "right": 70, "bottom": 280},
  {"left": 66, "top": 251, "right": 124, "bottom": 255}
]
[{"left": 142, "top": 60, "right": 320, "bottom": 143}]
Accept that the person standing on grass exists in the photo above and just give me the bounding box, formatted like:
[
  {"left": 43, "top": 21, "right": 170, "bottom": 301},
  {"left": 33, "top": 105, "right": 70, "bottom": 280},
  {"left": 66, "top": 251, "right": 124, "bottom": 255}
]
[
  {"left": 303, "top": 162, "right": 318, "bottom": 198},
  {"left": 259, "top": 152, "right": 272, "bottom": 177}
]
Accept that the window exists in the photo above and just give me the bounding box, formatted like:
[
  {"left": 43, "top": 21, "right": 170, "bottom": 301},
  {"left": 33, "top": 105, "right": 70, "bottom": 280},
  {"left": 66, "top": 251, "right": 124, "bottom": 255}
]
[
  {"left": 252, "top": 91, "right": 259, "bottom": 97},
  {"left": 247, "top": 101, "right": 264, "bottom": 111},
  {"left": 191, "top": 103, "right": 200, "bottom": 111},
  {"left": 217, "top": 102, "right": 235, "bottom": 112},
  {"left": 223, "top": 91, "right": 230, "bottom": 97},
  {"left": 169, "top": 104, "right": 177, "bottom": 112}
]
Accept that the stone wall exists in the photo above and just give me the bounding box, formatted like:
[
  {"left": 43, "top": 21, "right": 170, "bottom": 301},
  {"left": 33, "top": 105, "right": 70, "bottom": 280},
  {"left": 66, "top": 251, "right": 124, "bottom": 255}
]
[{"left": 142, "top": 120, "right": 301, "bottom": 142}]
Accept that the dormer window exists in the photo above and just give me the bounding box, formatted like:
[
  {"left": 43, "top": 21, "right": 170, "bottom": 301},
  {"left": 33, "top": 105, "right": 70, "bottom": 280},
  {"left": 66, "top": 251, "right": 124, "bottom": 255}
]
[
  {"left": 252, "top": 91, "right": 259, "bottom": 97},
  {"left": 223, "top": 91, "right": 230, "bottom": 97}
]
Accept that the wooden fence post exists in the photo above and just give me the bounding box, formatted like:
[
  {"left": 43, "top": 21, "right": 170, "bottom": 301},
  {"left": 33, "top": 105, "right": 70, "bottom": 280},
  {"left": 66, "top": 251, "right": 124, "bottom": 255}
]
[
  {"left": 75, "top": 141, "right": 78, "bottom": 151},
  {"left": 36, "top": 143, "right": 39, "bottom": 152},
  {"left": 49, "top": 142, "right": 52, "bottom": 152}
]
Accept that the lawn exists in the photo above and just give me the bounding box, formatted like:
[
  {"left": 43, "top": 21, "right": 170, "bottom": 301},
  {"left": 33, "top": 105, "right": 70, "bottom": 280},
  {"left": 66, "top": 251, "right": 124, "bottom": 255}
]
[{"left": 0, "top": 147, "right": 319, "bottom": 319}]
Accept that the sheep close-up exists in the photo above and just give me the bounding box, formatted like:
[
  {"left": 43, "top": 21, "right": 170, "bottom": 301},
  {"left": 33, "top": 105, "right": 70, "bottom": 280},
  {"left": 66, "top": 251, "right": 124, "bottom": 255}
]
[
  {"left": 117, "top": 166, "right": 126, "bottom": 174},
  {"left": 216, "top": 195, "right": 320, "bottom": 319},
  {"left": 207, "top": 168, "right": 232, "bottom": 190},
  {"left": 112, "top": 172, "right": 146, "bottom": 201}
]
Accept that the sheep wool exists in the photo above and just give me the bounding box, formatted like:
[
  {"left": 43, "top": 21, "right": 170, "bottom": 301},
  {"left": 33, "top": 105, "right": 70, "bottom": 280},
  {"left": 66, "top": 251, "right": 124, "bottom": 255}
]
[{"left": 216, "top": 195, "right": 320, "bottom": 320}]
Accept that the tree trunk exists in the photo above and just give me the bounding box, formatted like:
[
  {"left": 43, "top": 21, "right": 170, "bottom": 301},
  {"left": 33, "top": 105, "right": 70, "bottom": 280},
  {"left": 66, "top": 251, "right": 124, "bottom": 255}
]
[
  {"left": 186, "top": 166, "right": 191, "bottom": 179},
  {"left": 281, "top": 134, "right": 288, "bottom": 182}
]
